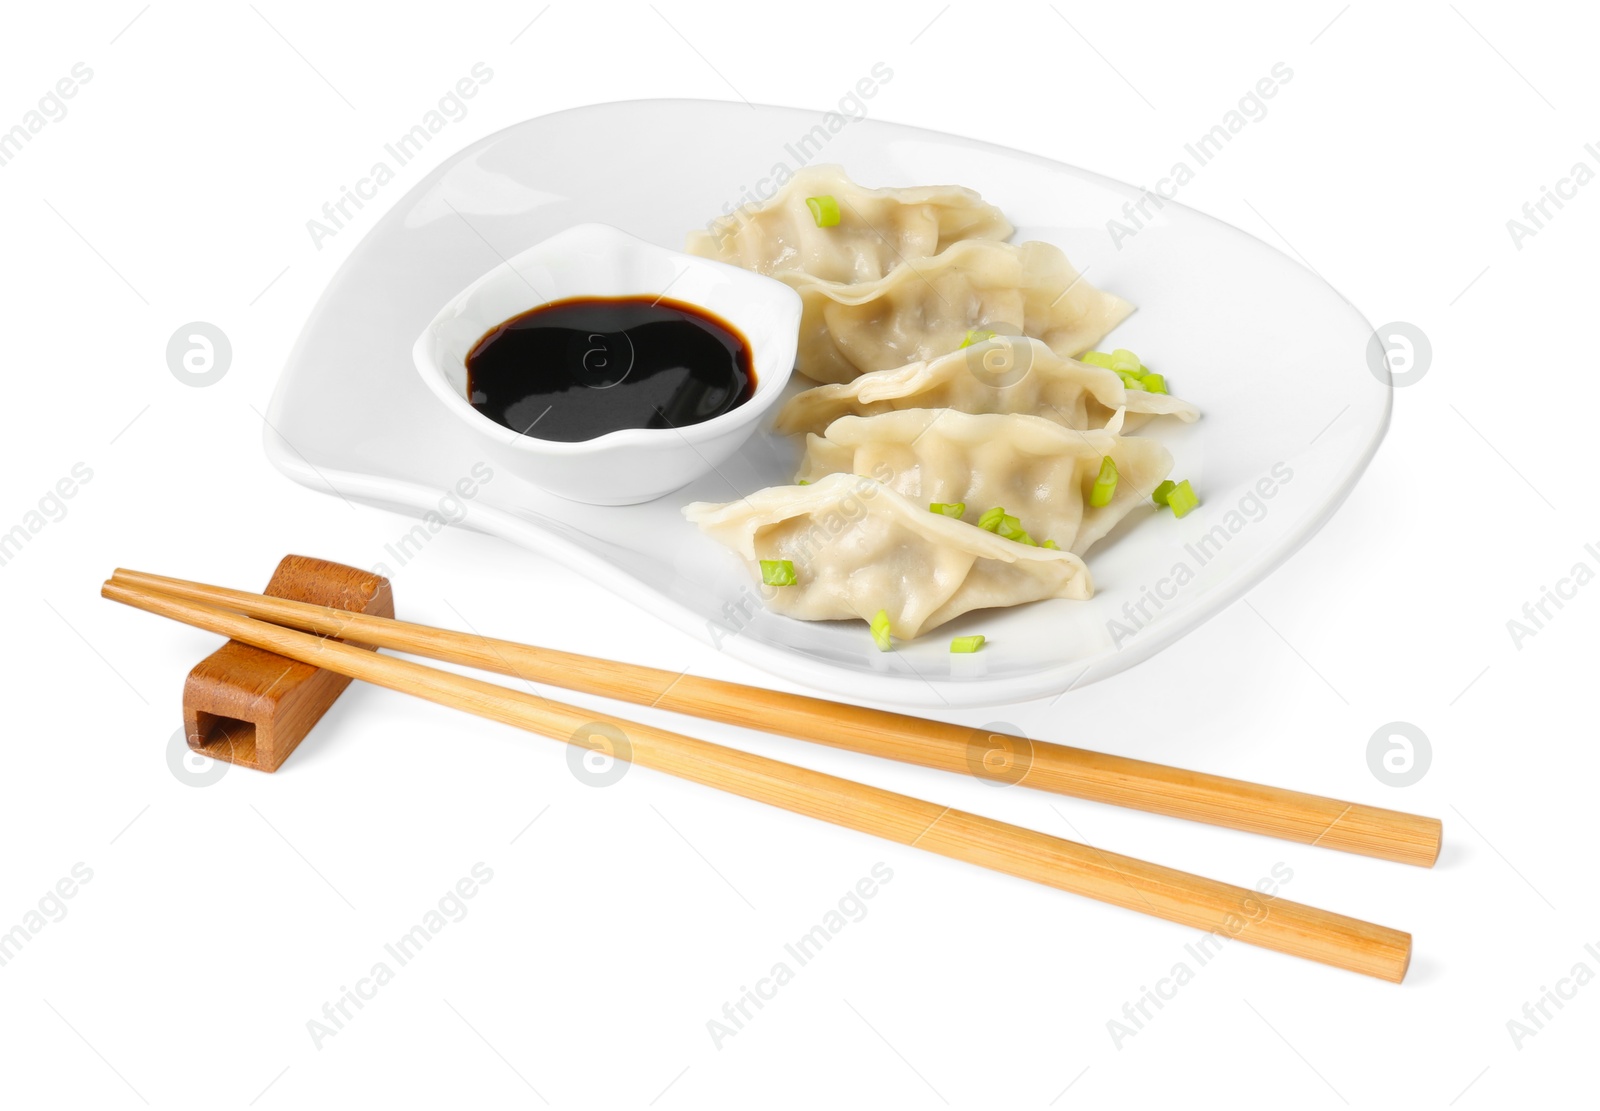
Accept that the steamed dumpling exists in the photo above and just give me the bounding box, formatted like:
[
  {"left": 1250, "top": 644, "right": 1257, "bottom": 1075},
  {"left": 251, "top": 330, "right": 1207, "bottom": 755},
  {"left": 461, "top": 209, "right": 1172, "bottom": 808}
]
[
  {"left": 774, "top": 336, "right": 1198, "bottom": 436},
  {"left": 683, "top": 472, "right": 1092, "bottom": 638},
  {"left": 780, "top": 239, "right": 1134, "bottom": 384},
  {"left": 796, "top": 410, "right": 1174, "bottom": 557},
  {"left": 685, "top": 164, "right": 1012, "bottom": 284}
]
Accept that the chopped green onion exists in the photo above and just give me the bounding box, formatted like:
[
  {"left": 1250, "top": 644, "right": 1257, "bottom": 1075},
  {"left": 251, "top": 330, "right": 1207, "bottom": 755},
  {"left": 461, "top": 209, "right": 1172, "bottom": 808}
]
[
  {"left": 979, "top": 506, "right": 1037, "bottom": 544},
  {"left": 1166, "top": 479, "right": 1199, "bottom": 518},
  {"left": 929, "top": 501, "right": 966, "bottom": 518},
  {"left": 959, "top": 328, "right": 997, "bottom": 348},
  {"left": 760, "top": 559, "right": 797, "bottom": 586},
  {"left": 997, "top": 514, "right": 1036, "bottom": 545},
  {"left": 806, "top": 195, "right": 841, "bottom": 227},
  {"left": 1151, "top": 479, "right": 1176, "bottom": 506},
  {"left": 950, "top": 635, "right": 986, "bottom": 654},
  {"left": 1091, "top": 348, "right": 1156, "bottom": 391},
  {"left": 796, "top": 479, "right": 810, "bottom": 485},
  {"left": 1110, "top": 348, "right": 1142, "bottom": 373},
  {"left": 1041, "top": 539, "right": 1060, "bottom": 550},
  {"left": 1089, "top": 456, "right": 1119, "bottom": 508},
  {"left": 870, "top": 608, "right": 893, "bottom": 651}
]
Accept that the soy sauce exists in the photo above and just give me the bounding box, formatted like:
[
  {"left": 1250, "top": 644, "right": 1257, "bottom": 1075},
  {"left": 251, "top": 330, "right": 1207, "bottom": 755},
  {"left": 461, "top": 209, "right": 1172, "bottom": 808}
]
[{"left": 465, "top": 296, "right": 756, "bottom": 443}]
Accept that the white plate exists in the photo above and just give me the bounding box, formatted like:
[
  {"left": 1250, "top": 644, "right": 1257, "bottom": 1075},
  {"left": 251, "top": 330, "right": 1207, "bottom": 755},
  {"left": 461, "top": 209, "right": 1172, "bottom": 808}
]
[{"left": 266, "top": 99, "right": 1389, "bottom": 709}]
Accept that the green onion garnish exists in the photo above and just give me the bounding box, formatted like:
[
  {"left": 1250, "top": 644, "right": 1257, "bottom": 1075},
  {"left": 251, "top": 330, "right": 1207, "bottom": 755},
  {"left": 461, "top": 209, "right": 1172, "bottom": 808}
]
[
  {"left": 1151, "top": 479, "right": 1176, "bottom": 506},
  {"left": 997, "top": 514, "right": 1036, "bottom": 545},
  {"left": 760, "top": 559, "right": 797, "bottom": 586},
  {"left": 870, "top": 609, "right": 892, "bottom": 651},
  {"left": 806, "top": 195, "right": 841, "bottom": 227},
  {"left": 1041, "top": 539, "right": 1060, "bottom": 550},
  {"left": 929, "top": 501, "right": 966, "bottom": 518},
  {"left": 1110, "top": 348, "right": 1142, "bottom": 374},
  {"left": 979, "top": 506, "right": 1036, "bottom": 544},
  {"left": 1089, "top": 456, "right": 1119, "bottom": 508},
  {"left": 1166, "top": 479, "right": 1199, "bottom": 518},
  {"left": 950, "top": 635, "right": 986, "bottom": 654},
  {"left": 1090, "top": 348, "right": 1157, "bottom": 390},
  {"left": 796, "top": 479, "right": 809, "bottom": 485},
  {"left": 959, "top": 328, "right": 997, "bottom": 348}
]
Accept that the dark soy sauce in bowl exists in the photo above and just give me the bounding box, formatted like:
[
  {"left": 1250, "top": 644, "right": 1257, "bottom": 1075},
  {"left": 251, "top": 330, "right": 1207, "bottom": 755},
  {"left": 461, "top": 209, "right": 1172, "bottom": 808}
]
[{"left": 465, "top": 296, "right": 757, "bottom": 443}]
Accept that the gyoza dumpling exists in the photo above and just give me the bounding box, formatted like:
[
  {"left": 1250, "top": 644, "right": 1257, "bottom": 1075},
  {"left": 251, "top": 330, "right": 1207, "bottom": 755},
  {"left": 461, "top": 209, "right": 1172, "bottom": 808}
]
[
  {"left": 774, "top": 336, "right": 1199, "bottom": 436},
  {"left": 683, "top": 472, "right": 1092, "bottom": 638},
  {"left": 795, "top": 410, "right": 1174, "bottom": 557},
  {"left": 685, "top": 164, "right": 1012, "bottom": 284},
  {"left": 781, "top": 239, "right": 1134, "bottom": 384}
]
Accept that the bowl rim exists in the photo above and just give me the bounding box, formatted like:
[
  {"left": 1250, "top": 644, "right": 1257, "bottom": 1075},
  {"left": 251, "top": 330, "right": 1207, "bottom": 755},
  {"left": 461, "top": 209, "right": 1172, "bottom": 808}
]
[{"left": 410, "top": 222, "right": 801, "bottom": 457}]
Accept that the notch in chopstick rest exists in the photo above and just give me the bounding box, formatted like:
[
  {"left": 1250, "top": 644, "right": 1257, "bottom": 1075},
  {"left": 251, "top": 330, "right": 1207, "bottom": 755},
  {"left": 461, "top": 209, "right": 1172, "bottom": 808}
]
[{"left": 181, "top": 555, "right": 392, "bottom": 772}]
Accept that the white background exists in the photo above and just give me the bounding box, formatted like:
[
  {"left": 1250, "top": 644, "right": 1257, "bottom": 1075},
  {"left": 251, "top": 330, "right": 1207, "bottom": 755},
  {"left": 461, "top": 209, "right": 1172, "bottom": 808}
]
[{"left": 1, "top": 2, "right": 1595, "bottom": 1107}]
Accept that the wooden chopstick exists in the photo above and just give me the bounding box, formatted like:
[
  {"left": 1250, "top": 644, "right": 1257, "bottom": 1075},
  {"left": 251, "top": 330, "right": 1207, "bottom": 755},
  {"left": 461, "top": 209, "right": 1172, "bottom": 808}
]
[
  {"left": 110, "top": 568, "right": 1443, "bottom": 867},
  {"left": 103, "top": 578, "right": 1411, "bottom": 981}
]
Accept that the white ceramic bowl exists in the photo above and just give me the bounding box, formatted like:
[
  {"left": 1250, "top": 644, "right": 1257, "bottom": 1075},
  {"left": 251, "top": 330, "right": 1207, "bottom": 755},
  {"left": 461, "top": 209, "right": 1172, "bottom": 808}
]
[{"left": 412, "top": 223, "right": 801, "bottom": 505}]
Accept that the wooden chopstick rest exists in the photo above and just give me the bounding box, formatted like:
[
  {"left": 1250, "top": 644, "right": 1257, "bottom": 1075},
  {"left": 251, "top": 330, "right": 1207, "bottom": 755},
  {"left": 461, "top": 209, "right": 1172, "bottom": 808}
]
[
  {"left": 102, "top": 578, "right": 1414, "bottom": 981},
  {"left": 181, "top": 555, "right": 392, "bottom": 772},
  {"left": 116, "top": 567, "right": 1442, "bottom": 867}
]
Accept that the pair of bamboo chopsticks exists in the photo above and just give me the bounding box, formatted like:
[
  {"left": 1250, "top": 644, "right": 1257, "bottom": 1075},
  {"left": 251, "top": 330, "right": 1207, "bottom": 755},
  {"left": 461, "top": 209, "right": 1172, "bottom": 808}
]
[{"left": 103, "top": 568, "right": 1430, "bottom": 982}]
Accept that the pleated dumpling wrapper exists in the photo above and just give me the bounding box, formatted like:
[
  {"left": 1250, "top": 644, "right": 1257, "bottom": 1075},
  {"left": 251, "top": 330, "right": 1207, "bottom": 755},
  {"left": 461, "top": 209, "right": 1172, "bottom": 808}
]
[
  {"left": 796, "top": 410, "right": 1174, "bottom": 557},
  {"left": 778, "top": 239, "right": 1134, "bottom": 384},
  {"left": 774, "top": 336, "right": 1198, "bottom": 436},
  {"left": 685, "top": 164, "right": 1012, "bottom": 285},
  {"left": 683, "top": 472, "right": 1092, "bottom": 639}
]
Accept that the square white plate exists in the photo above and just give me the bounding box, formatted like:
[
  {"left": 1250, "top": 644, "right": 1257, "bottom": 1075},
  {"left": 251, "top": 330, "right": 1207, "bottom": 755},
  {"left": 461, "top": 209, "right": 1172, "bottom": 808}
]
[{"left": 265, "top": 99, "right": 1389, "bottom": 709}]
